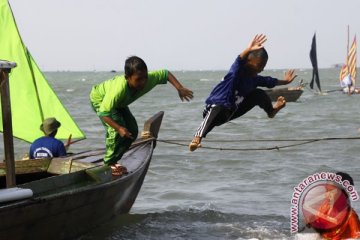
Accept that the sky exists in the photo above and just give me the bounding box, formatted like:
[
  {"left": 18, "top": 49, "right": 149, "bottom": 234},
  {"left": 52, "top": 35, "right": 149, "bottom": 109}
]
[{"left": 8, "top": 0, "right": 360, "bottom": 71}]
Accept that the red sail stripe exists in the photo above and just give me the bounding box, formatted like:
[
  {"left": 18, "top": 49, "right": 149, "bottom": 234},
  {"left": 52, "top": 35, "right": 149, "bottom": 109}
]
[
  {"left": 339, "top": 64, "right": 349, "bottom": 81},
  {"left": 347, "top": 36, "right": 357, "bottom": 83}
]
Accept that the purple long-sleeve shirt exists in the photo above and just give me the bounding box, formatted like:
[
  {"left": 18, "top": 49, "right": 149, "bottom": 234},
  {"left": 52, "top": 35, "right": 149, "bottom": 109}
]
[{"left": 205, "top": 56, "right": 278, "bottom": 108}]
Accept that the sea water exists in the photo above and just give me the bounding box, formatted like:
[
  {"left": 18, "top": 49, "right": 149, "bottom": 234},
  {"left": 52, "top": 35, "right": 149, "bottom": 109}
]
[{"left": 1, "top": 68, "right": 360, "bottom": 239}]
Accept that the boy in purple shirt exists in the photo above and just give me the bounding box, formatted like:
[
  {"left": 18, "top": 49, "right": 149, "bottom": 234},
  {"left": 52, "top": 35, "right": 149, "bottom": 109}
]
[{"left": 189, "top": 34, "right": 297, "bottom": 151}]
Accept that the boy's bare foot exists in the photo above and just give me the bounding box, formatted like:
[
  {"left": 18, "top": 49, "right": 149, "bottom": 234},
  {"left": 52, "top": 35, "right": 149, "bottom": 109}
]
[
  {"left": 189, "top": 136, "right": 202, "bottom": 152},
  {"left": 268, "top": 96, "right": 286, "bottom": 118},
  {"left": 110, "top": 163, "right": 128, "bottom": 176}
]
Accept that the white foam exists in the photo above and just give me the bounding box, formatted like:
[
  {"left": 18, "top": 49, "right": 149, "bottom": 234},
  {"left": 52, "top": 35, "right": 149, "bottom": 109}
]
[{"left": 293, "top": 233, "right": 321, "bottom": 240}]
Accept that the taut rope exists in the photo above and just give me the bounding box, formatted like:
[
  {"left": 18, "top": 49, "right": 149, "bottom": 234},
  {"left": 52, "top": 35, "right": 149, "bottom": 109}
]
[{"left": 157, "top": 136, "right": 360, "bottom": 151}]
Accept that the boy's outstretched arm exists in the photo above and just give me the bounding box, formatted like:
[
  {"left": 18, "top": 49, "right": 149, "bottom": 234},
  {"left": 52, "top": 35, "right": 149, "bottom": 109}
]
[
  {"left": 167, "top": 71, "right": 194, "bottom": 101},
  {"left": 240, "top": 34, "right": 267, "bottom": 59},
  {"left": 277, "top": 69, "right": 297, "bottom": 85}
]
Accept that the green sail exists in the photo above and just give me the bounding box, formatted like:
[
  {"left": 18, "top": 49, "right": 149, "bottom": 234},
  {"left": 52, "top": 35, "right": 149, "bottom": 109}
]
[{"left": 0, "top": 0, "right": 85, "bottom": 143}]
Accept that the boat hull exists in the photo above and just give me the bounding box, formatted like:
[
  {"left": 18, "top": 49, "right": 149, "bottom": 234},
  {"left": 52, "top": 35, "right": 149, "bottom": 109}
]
[
  {"left": 0, "top": 142, "right": 154, "bottom": 240},
  {"left": 265, "top": 88, "right": 303, "bottom": 102}
]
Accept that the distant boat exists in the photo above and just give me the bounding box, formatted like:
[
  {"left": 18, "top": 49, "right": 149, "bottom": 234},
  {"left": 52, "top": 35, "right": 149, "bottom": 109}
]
[
  {"left": 265, "top": 84, "right": 304, "bottom": 102},
  {"left": 309, "top": 33, "right": 322, "bottom": 93},
  {"left": 0, "top": 0, "right": 164, "bottom": 239},
  {"left": 332, "top": 63, "right": 342, "bottom": 68},
  {"left": 266, "top": 33, "right": 323, "bottom": 102},
  {"left": 339, "top": 26, "right": 358, "bottom": 94}
]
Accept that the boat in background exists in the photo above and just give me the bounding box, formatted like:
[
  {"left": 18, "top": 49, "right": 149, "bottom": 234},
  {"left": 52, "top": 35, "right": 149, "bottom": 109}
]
[
  {"left": 309, "top": 33, "right": 322, "bottom": 93},
  {"left": 339, "top": 26, "right": 358, "bottom": 94},
  {"left": 265, "top": 83, "right": 304, "bottom": 102},
  {"left": 0, "top": 0, "right": 165, "bottom": 239},
  {"left": 265, "top": 33, "right": 324, "bottom": 102}
]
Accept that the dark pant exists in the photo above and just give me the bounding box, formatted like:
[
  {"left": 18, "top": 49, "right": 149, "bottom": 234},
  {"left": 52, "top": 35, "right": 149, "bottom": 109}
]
[{"left": 195, "top": 89, "right": 273, "bottom": 138}]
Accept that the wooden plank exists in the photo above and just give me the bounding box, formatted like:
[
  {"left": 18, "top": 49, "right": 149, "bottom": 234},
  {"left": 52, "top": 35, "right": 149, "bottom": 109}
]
[
  {"left": 47, "top": 158, "right": 97, "bottom": 175},
  {"left": 0, "top": 158, "right": 51, "bottom": 176}
]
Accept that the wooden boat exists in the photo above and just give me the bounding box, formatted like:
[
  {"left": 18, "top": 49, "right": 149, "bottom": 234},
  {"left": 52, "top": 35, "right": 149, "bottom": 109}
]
[
  {"left": 0, "top": 1, "right": 166, "bottom": 238},
  {"left": 265, "top": 86, "right": 303, "bottom": 102},
  {"left": 0, "top": 107, "right": 164, "bottom": 240},
  {"left": 0, "top": 60, "right": 164, "bottom": 239}
]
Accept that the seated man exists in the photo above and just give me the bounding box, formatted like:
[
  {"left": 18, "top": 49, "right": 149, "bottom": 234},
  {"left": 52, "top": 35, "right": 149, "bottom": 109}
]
[
  {"left": 340, "top": 73, "right": 356, "bottom": 94},
  {"left": 29, "top": 118, "right": 67, "bottom": 159}
]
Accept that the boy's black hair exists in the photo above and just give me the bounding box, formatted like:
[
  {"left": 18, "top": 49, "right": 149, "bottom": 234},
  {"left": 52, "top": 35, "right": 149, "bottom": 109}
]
[
  {"left": 248, "top": 48, "right": 268, "bottom": 61},
  {"left": 336, "top": 171, "right": 354, "bottom": 185},
  {"left": 124, "top": 56, "right": 148, "bottom": 77}
]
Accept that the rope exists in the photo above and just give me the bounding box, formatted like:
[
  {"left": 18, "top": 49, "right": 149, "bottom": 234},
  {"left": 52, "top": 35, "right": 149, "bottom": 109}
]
[
  {"left": 304, "top": 83, "right": 341, "bottom": 94},
  {"left": 157, "top": 136, "right": 360, "bottom": 151}
]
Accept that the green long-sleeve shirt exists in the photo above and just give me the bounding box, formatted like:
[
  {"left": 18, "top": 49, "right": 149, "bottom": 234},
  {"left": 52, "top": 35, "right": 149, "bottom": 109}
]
[{"left": 90, "top": 70, "right": 168, "bottom": 116}]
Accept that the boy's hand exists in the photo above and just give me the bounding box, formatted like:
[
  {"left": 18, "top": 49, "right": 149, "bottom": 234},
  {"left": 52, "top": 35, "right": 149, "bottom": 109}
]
[
  {"left": 240, "top": 34, "right": 267, "bottom": 59},
  {"left": 178, "top": 87, "right": 194, "bottom": 102},
  {"left": 117, "top": 126, "right": 134, "bottom": 139},
  {"left": 284, "top": 69, "right": 297, "bottom": 84},
  {"left": 247, "top": 34, "right": 267, "bottom": 51}
]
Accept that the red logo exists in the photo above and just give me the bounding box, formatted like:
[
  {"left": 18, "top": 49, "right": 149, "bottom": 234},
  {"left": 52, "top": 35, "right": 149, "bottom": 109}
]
[{"left": 301, "top": 182, "right": 350, "bottom": 230}]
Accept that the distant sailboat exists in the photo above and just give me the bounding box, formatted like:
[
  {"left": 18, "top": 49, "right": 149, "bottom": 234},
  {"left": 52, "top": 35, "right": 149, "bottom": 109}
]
[
  {"left": 339, "top": 26, "right": 357, "bottom": 94},
  {"left": 264, "top": 35, "right": 325, "bottom": 102},
  {"left": 309, "top": 33, "right": 322, "bottom": 92}
]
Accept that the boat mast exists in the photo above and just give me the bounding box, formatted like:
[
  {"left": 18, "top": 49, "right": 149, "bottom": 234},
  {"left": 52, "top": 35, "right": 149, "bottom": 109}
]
[
  {"left": 346, "top": 25, "right": 351, "bottom": 82},
  {"left": 0, "top": 60, "right": 17, "bottom": 187},
  {"left": 347, "top": 25, "right": 350, "bottom": 56}
]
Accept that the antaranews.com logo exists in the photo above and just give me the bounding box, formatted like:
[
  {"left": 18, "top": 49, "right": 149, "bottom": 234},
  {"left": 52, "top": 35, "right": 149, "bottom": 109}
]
[{"left": 290, "top": 172, "right": 359, "bottom": 233}]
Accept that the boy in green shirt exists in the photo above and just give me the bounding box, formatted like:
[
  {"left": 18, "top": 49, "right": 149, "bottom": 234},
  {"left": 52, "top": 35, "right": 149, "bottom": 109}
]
[{"left": 90, "top": 56, "right": 193, "bottom": 175}]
